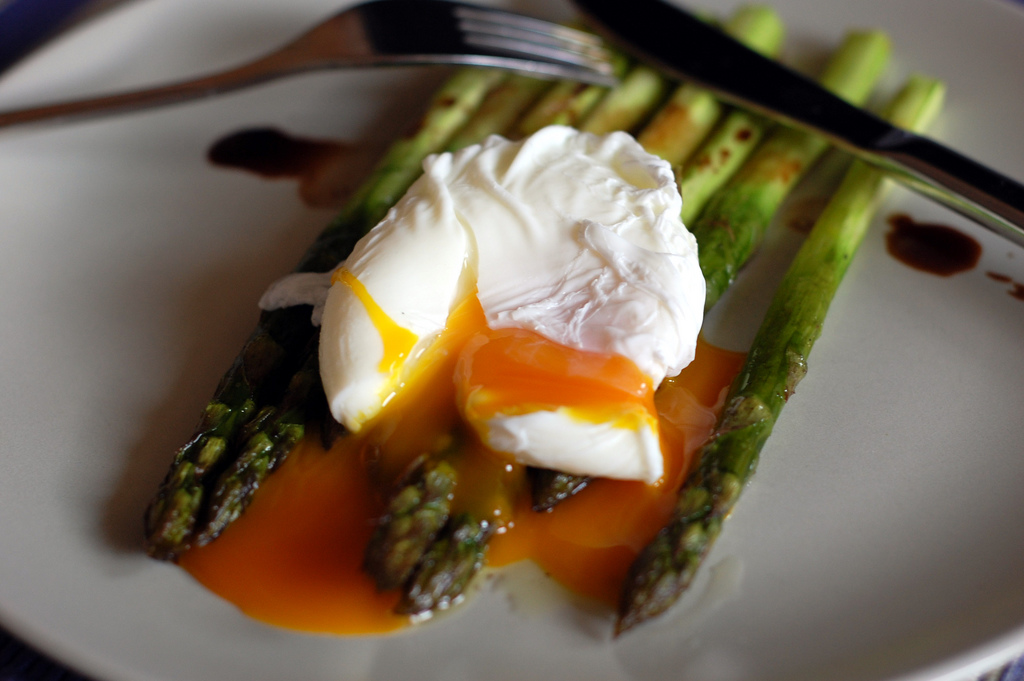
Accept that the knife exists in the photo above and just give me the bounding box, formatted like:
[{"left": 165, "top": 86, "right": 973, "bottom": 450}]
[{"left": 573, "top": 0, "right": 1024, "bottom": 248}]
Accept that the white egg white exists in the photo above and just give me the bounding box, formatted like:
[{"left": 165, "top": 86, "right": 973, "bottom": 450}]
[
  {"left": 481, "top": 410, "right": 664, "bottom": 484},
  {"left": 263, "top": 125, "right": 705, "bottom": 481}
]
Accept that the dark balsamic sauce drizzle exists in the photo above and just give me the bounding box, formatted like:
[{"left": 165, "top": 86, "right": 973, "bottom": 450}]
[
  {"left": 885, "top": 214, "right": 1024, "bottom": 302},
  {"left": 986, "top": 271, "right": 1024, "bottom": 301},
  {"left": 884, "top": 213, "right": 981, "bottom": 277},
  {"left": 208, "top": 127, "right": 366, "bottom": 209},
  {"left": 208, "top": 128, "right": 339, "bottom": 177}
]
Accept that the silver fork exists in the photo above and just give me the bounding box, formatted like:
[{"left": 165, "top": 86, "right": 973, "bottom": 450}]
[{"left": 0, "top": 0, "right": 616, "bottom": 130}]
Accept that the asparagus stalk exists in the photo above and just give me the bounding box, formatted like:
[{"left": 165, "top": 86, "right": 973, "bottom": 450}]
[
  {"left": 677, "top": 108, "right": 770, "bottom": 225},
  {"left": 144, "top": 67, "right": 506, "bottom": 559},
  {"left": 528, "top": 467, "right": 592, "bottom": 512},
  {"left": 396, "top": 513, "right": 495, "bottom": 616},
  {"left": 194, "top": 345, "right": 320, "bottom": 546},
  {"left": 514, "top": 50, "right": 631, "bottom": 137},
  {"left": 579, "top": 64, "right": 671, "bottom": 135},
  {"left": 363, "top": 455, "right": 459, "bottom": 590},
  {"left": 637, "top": 5, "right": 784, "bottom": 165},
  {"left": 334, "top": 68, "right": 508, "bottom": 232},
  {"left": 617, "top": 74, "right": 945, "bottom": 634},
  {"left": 635, "top": 85, "right": 722, "bottom": 166},
  {"left": 298, "top": 67, "right": 509, "bottom": 274},
  {"left": 143, "top": 304, "right": 316, "bottom": 559},
  {"left": 444, "top": 74, "right": 552, "bottom": 151},
  {"left": 528, "top": 5, "right": 785, "bottom": 513},
  {"left": 695, "top": 30, "right": 891, "bottom": 310}
]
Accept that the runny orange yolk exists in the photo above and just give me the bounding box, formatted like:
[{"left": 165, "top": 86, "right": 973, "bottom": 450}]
[
  {"left": 457, "top": 327, "right": 657, "bottom": 434},
  {"left": 179, "top": 294, "right": 745, "bottom": 634}
]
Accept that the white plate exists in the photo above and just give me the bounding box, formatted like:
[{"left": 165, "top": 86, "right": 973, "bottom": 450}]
[{"left": 2, "top": 0, "right": 1024, "bottom": 680}]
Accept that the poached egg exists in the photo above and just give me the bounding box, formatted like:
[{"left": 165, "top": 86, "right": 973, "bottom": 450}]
[{"left": 264, "top": 125, "right": 705, "bottom": 484}]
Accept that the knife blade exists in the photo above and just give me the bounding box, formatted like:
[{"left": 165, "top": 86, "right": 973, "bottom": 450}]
[{"left": 573, "top": 0, "right": 1024, "bottom": 248}]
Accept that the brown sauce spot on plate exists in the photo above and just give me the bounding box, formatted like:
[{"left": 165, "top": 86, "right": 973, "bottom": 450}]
[
  {"left": 885, "top": 213, "right": 981, "bottom": 276},
  {"left": 208, "top": 127, "right": 371, "bottom": 209},
  {"left": 986, "top": 271, "right": 1024, "bottom": 301}
]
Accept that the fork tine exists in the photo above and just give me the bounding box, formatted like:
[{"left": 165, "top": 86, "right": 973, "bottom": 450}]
[
  {"left": 352, "top": 0, "right": 617, "bottom": 85},
  {"left": 450, "top": 6, "right": 616, "bottom": 81},
  {"left": 461, "top": 32, "right": 607, "bottom": 71},
  {"left": 455, "top": 16, "right": 611, "bottom": 62},
  {"left": 453, "top": 6, "right": 605, "bottom": 49}
]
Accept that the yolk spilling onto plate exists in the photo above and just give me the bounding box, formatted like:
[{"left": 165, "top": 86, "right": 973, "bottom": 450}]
[{"left": 179, "top": 296, "right": 743, "bottom": 634}]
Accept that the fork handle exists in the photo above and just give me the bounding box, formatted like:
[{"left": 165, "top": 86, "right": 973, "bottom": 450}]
[{"left": 0, "top": 52, "right": 312, "bottom": 129}]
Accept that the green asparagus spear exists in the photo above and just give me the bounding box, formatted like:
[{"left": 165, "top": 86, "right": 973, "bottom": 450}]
[
  {"left": 445, "top": 74, "right": 553, "bottom": 151},
  {"left": 637, "top": 5, "right": 784, "bottom": 165},
  {"left": 143, "top": 304, "right": 315, "bottom": 559},
  {"left": 579, "top": 64, "right": 671, "bottom": 135},
  {"left": 636, "top": 84, "right": 722, "bottom": 166},
  {"left": 363, "top": 455, "right": 459, "bottom": 590},
  {"left": 672, "top": 6, "right": 785, "bottom": 222},
  {"left": 617, "top": 74, "right": 945, "bottom": 635},
  {"left": 194, "top": 345, "right": 320, "bottom": 546},
  {"left": 514, "top": 50, "right": 631, "bottom": 137},
  {"left": 396, "top": 513, "right": 495, "bottom": 616},
  {"left": 717, "top": 4, "right": 784, "bottom": 53},
  {"left": 528, "top": 467, "right": 592, "bottom": 512},
  {"left": 144, "top": 67, "right": 506, "bottom": 559},
  {"left": 335, "top": 68, "right": 508, "bottom": 232},
  {"left": 677, "top": 109, "right": 770, "bottom": 225},
  {"left": 528, "top": 5, "right": 785, "bottom": 513},
  {"left": 695, "top": 30, "right": 891, "bottom": 311}
]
